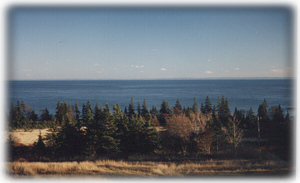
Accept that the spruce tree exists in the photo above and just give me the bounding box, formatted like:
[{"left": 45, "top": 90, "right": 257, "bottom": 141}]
[
  {"left": 98, "top": 103, "right": 120, "bottom": 155},
  {"left": 128, "top": 97, "right": 135, "bottom": 117},
  {"left": 75, "top": 102, "right": 81, "bottom": 122},
  {"left": 83, "top": 100, "right": 93, "bottom": 126},
  {"left": 245, "top": 107, "right": 257, "bottom": 129},
  {"left": 204, "top": 96, "right": 212, "bottom": 114},
  {"left": 159, "top": 100, "right": 169, "bottom": 114},
  {"left": 137, "top": 102, "right": 141, "bottom": 117},
  {"left": 200, "top": 103, "right": 205, "bottom": 114},
  {"left": 192, "top": 97, "right": 198, "bottom": 114},
  {"left": 9, "top": 102, "right": 16, "bottom": 128},
  {"left": 257, "top": 99, "right": 270, "bottom": 137},
  {"left": 150, "top": 105, "right": 158, "bottom": 117},
  {"left": 141, "top": 99, "right": 148, "bottom": 117}
]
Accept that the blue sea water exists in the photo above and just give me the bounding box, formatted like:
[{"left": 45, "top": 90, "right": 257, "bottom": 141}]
[{"left": 8, "top": 79, "right": 294, "bottom": 116}]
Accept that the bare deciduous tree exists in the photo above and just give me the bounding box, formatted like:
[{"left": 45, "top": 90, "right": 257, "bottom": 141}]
[
  {"left": 223, "top": 117, "right": 244, "bottom": 154},
  {"left": 166, "top": 115, "right": 193, "bottom": 156}
]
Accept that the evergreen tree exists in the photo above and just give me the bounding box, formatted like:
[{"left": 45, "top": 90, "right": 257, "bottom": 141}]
[
  {"left": 217, "top": 95, "right": 231, "bottom": 127},
  {"left": 55, "top": 101, "right": 63, "bottom": 124},
  {"left": 16, "top": 100, "right": 25, "bottom": 126},
  {"left": 128, "top": 97, "right": 135, "bottom": 117},
  {"left": 159, "top": 100, "right": 169, "bottom": 114},
  {"left": 40, "top": 108, "right": 51, "bottom": 121},
  {"left": 150, "top": 105, "right": 158, "bottom": 117},
  {"left": 83, "top": 100, "right": 93, "bottom": 126},
  {"left": 74, "top": 102, "right": 81, "bottom": 122},
  {"left": 33, "top": 131, "right": 46, "bottom": 160},
  {"left": 257, "top": 99, "right": 270, "bottom": 137},
  {"left": 200, "top": 103, "right": 205, "bottom": 114},
  {"left": 192, "top": 97, "right": 198, "bottom": 114},
  {"left": 245, "top": 107, "right": 257, "bottom": 129},
  {"left": 29, "top": 110, "right": 38, "bottom": 122},
  {"left": 9, "top": 102, "right": 17, "bottom": 128},
  {"left": 173, "top": 98, "right": 182, "bottom": 115},
  {"left": 204, "top": 96, "right": 212, "bottom": 114},
  {"left": 54, "top": 115, "right": 87, "bottom": 159},
  {"left": 137, "top": 102, "right": 141, "bottom": 117},
  {"left": 141, "top": 99, "right": 148, "bottom": 117},
  {"left": 124, "top": 106, "right": 128, "bottom": 116},
  {"left": 98, "top": 103, "right": 120, "bottom": 155}
]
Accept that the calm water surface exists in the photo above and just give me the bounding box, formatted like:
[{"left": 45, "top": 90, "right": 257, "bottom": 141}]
[{"left": 8, "top": 79, "right": 294, "bottom": 115}]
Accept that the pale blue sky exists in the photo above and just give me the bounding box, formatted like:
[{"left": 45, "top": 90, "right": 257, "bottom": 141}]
[{"left": 9, "top": 7, "right": 294, "bottom": 80}]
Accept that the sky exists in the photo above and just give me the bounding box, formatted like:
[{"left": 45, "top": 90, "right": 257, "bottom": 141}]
[{"left": 8, "top": 6, "right": 294, "bottom": 80}]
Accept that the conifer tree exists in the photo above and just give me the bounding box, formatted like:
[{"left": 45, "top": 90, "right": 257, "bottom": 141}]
[
  {"left": 54, "top": 114, "right": 87, "bottom": 159},
  {"left": 124, "top": 106, "right": 128, "bottom": 116},
  {"left": 245, "top": 107, "right": 257, "bottom": 129},
  {"left": 137, "top": 102, "right": 141, "bottom": 117},
  {"left": 83, "top": 100, "right": 93, "bottom": 125},
  {"left": 9, "top": 102, "right": 16, "bottom": 128},
  {"left": 159, "top": 100, "right": 169, "bottom": 114},
  {"left": 150, "top": 105, "right": 158, "bottom": 117},
  {"left": 173, "top": 98, "right": 182, "bottom": 115},
  {"left": 204, "top": 96, "right": 212, "bottom": 114},
  {"left": 33, "top": 131, "right": 46, "bottom": 160},
  {"left": 200, "top": 103, "right": 205, "bottom": 114},
  {"left": 141, "top": 99, "right": 148, "bottom": 117},
  {"left": 75, "top": 102, "right": 81, "bottom": 122},
  {"left": 257, "top": 99, "right": 270, "bottom": 137},
  {"left": 128, "top": 97, "right": 135, "bottom": 117},
  {"left": 40, "top": 108, "right": 51, "bottom": 121},
  {"left": 97, "top": 103, "right": 120, "bottom": 155},
  {"left": 192, "top": 97, "right": 198, "bottom": 114}
]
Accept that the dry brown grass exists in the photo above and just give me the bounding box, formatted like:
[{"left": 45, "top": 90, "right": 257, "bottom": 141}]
[
  {"left": 7, "top": 159, "right": 292, "bottom": 177},
  {"left": 7, "top": 129, "right": 51, "bottom": 146}
]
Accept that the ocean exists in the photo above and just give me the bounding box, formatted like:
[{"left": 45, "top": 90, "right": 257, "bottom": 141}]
[{"left": 7, "top": 79, "right": 294, "bottom": 116}]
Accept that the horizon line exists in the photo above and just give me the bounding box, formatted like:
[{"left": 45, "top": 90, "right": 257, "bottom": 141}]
[{"left": 8, "top": 77, "right": 294, "bottom": 81}]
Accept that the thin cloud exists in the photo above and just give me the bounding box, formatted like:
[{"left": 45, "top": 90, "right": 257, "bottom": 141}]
[
  {"left": 271, "top": 67, "right": 292, "bottom": 73},
  {"left": 131, "top": 65, "right": 144, "bottom": 68},
  {"left": 160, "top": 68, "right": 167, "bottom": 71},
  {"left": 271, "top": 69, "right": 283, "bottom": 73},
  {"left": 206, "top": 70, "right": 213, "bottom": 74},
  {"left": 234, "top": 68, "right": 240, "bottom": 71}
]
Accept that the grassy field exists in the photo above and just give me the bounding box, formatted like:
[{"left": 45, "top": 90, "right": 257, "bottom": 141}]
[{"left": 7, "top": 159, "right": 293, "bottom": 177}]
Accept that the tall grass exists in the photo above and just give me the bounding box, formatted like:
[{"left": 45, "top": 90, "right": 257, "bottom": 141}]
[{"left": 7, "top": 159, "right": 291, "bottom": 177}]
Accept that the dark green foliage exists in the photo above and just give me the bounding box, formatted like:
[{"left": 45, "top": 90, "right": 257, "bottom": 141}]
[
  {"left": 150, "top": 105, "right": 158, "bottom": 117},
  {"left": 53, "top": 115, "right": 87, "bottom": 159},
  {"left": 82, "top": 100, "right": 93, "bottom": 126},
  {"left": 200, "top": 103, "right": 205, "bottom": 114},
  {"left": 233, "top": 107, "right": 245, "bottom": 128},
  {"left": 29, "top": 110, "right": 38, "bottom": 122},
  {"left": 33, "top": 132, "right": 47, "bottom": 159},
  {"left": 257, "top": 99, "right": 270, "bottom": 137},
  {"left": 217, "top": 96, "right": 231, "bottom": 127},
  {"left": 75, "top": 102, "right": 81, "bottom": 122},
  {"left": 40, "top": 108, "right": 51, "bottom": 121},
  {"left": 128, "top": 97, "right": 135, "bottom": 117},
  {"left": 204, "top": 96, "right": 212, "bottom": 114},
  {"left": 173, "top": 98, "right": 182, "bottom": 115},
  {"left": 192, "top": 97, "right": 198, "bottom": 114},
  {"left": 159, "top": 100, "right": 170, "bottom": 114},
  {"left": 244, "top": 107, "right": 257, "bottom": 129},
  {"left": 141, "top": 99, "right": 148, "bottom": 117},
  {"left": 137, "top": 102, "right": 141, "bottom": 117}
]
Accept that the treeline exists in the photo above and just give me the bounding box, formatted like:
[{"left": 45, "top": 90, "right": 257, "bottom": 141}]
[{"left": 8, "top": 96, "right": 292, "bottom": 161}]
